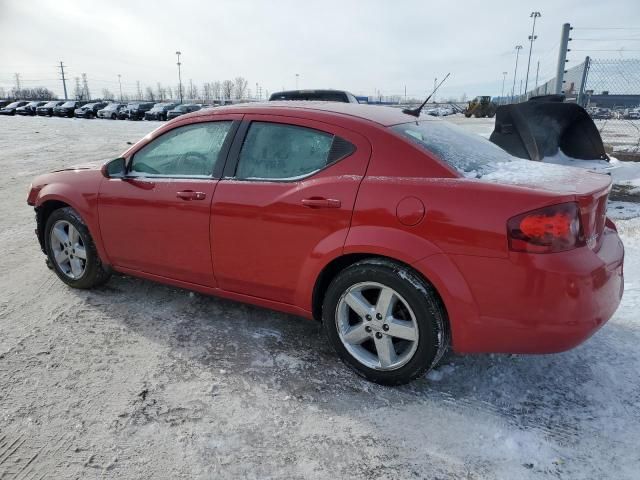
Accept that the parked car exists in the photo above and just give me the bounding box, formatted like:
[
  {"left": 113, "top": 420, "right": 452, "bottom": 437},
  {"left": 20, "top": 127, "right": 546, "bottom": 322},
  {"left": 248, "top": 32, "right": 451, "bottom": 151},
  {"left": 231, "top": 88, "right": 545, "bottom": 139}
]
[
  {"left": 127, "top": 102, "right": 155, "bottom": 120},
  {"left": 590, "top": 108, "right": 613, "bottom": 120},
  {"left": 144, "top": 102, "right": 178, "bottom": 121},
  {"left": 116, "top": 103, "right": 138, "bottom": 120},
  {"left": 37, "top": 101, "right": 65, "bottom": 116},
  {"left": 97, "top": 103, "right": 125, "bottom": 119},
  {"left": 0, "top": 101, "right": 29, "bottom": 115},
  {"left": 269, "top": 89, "right": 359, "bottom": 103},
  {"left": 54, "top": 101, "right": 86, "bottom": 117},
  {"left": 26, "top": 103, "right": 624, "bottom": 385},
  {"left": 16, "top": 101, "right": 47, "bottom": 116},
  {"left": 74, "top": 102, "right": 108, "bottom": 119},
  {"left": 166, "top": 103, "right": 201, "bottom": 120},
  {"left": 0, "top": 100, "right": 10, "bottom": 109}
]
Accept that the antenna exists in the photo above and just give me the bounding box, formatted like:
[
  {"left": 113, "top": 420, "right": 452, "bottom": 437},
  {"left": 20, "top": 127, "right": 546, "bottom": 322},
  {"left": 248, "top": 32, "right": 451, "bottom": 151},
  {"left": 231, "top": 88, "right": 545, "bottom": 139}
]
[{"left": 402, "top": 73, "right": 450, "bottom": 117}]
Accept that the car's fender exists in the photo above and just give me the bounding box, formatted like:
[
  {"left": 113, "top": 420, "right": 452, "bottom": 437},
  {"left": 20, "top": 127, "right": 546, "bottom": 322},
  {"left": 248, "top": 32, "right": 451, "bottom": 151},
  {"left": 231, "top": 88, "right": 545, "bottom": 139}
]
[{"left": 32, "top": 173, "right": 110, "bottom": 265}]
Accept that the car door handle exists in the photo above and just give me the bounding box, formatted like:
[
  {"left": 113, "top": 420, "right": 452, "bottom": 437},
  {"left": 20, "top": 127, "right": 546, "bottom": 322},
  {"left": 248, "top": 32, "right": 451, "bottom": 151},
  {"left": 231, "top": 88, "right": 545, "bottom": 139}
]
[
  {"left": 301, "top": 197, "right": 341, "bottom": 209},
  {"left": 176, "top": 190, "right": 206, "bottom": 200}
]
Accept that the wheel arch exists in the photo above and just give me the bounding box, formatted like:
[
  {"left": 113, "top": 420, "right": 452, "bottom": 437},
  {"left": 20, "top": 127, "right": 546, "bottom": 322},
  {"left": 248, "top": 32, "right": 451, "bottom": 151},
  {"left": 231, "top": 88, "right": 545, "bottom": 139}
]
[{"left": 311, "top": 253, "right": 451, "bottom": 333}]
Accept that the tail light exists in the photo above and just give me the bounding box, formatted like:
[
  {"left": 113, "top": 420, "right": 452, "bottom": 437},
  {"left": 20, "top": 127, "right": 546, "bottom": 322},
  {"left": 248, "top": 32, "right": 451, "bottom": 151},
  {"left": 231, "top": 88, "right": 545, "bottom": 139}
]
[{"left": 507, "top": 202, "right": 585, "bottom": 253}]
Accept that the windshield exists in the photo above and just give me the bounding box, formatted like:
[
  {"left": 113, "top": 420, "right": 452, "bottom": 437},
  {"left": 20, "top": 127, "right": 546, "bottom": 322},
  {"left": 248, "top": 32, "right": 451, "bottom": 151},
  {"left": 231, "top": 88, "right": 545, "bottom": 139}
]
[
  {"left": 6, "top": 102, "right": 21, "bottom": 108},
  {"left": 175, "top": 105, "right": 190, "bottom": 112},
  {"left": 391, "top": 119, "right": 516, "bottom": 178},
  {"left": 44, "top": 101, "right": 59, "bottom": 107},
  {"left": 82, "top": 103, "right": 96, "bottom": 109},
  {"left": 27, "top": 101, "right": 40, "bottom": 107},
  {"left": 104, "top": 103, "right": 120, "bottom": 110},
  {"left": 61, "top": 101, "right": 75, "bottom": 107}
]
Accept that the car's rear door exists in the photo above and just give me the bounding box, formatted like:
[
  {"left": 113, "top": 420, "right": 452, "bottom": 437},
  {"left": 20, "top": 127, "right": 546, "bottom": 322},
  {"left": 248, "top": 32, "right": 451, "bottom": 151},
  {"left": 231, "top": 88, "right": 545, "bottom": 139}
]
[
  {"left": 211, "top": 115, "right": 371, "bottom": 304},
  {"left": 98, "top": 117, "right": 241, "bottom": 286}
]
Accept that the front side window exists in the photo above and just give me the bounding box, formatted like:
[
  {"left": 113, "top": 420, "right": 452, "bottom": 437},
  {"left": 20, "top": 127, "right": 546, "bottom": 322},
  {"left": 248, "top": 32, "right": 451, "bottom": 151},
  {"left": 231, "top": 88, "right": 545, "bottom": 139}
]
[
  {"left": 235, "top": 122, "right": 335, "bottom": 180},
  {"left": 130, "top": 121, "right": 232, "bottom": 177}
]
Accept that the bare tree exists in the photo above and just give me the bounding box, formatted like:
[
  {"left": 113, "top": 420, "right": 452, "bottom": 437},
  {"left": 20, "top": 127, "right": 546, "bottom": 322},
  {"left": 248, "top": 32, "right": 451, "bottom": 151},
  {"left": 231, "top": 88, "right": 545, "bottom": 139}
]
[
  {"left": 212, "top": 81, "right": 221, "bottom": 101},
  {"left": 166, "top": 85, "right": 173, "bottom": 101},
  {"left": 203, "top": 83, "right": 211, "bottom": 102},
  {"left": 222, "top": 80, "right": 234, "bottom": 100},
  {"left": 233, "top": 76, "right": 248, "bottom": 99},
  {"left": 0, "top": 87, "right": 6, "bottom": 99},
  {"left": 101, "top": 89, "right": 115, "bottom": 100},
  {"left": 145, "top": 86, "right": 155, "bottom": 102},
  {"left": 156, "top": 82, "right": 166, "bottom": 101}
]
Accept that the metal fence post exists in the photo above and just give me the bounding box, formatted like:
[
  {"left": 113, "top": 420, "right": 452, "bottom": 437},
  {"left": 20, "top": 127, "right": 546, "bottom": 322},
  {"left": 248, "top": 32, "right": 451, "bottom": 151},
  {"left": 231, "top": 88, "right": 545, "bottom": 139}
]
[
  {"left": 555, "top": 23, "right": 571, "bottom": 94},
  {"left": 577, "top": 56, "right": 591, "bottom": 107}
]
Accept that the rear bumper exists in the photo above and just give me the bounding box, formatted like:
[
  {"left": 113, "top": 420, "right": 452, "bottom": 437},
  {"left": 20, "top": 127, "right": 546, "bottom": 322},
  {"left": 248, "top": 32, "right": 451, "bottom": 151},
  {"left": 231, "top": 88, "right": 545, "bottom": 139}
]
[{"left": 440, "top": 227, "right": 624, "bottom": 354}]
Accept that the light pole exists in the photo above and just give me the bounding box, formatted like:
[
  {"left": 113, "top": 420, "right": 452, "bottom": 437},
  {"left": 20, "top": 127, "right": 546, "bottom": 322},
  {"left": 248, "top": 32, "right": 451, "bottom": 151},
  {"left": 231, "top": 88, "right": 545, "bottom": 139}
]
[
  {"left": 295, "top": 73, "right": 299, "bottom": 89},
  {"left": 176, "top": 51, "right": 183, "bottom": 104},
  {"left": 511, "top": 45, "right": 523, "bottom": 102},
  {"left": 117, "top": 74, "right": 123, "bottom": 101},
  {"left": 501, "top": 71, "right": 507, "bottom": 104},
  {"left": 524, "top": 11, "right": 541, "bottom": 96}
]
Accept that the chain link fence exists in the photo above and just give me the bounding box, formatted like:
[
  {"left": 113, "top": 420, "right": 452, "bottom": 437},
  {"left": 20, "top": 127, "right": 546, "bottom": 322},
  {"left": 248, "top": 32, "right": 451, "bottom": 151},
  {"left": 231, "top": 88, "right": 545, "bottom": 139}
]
[{"left": 517, "top": 58, "right": 640, "bottom": 156}]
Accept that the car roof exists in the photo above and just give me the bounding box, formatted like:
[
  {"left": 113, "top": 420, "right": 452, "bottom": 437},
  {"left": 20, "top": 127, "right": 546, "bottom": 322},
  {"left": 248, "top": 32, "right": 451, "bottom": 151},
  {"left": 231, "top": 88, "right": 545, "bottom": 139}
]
[{"left": 189, "top": 101, "right": 419, "bottom": 127}]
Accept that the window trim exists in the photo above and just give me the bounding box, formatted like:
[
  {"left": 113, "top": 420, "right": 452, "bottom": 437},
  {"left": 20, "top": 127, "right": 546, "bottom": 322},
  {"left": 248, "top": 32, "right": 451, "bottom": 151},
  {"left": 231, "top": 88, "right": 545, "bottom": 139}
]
[
  {"left": 126, "top": 119, "right": 240, "bottom": 179},
  {"left": 223, "top": 119, "right": 355, "bottom": 183}
]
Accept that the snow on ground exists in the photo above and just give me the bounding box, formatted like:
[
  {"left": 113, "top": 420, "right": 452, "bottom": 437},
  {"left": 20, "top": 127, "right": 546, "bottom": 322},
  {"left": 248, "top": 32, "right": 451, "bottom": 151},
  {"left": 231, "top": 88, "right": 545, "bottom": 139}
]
[{"left": 0, "top": 115, "right": 639, "bottom": 479}]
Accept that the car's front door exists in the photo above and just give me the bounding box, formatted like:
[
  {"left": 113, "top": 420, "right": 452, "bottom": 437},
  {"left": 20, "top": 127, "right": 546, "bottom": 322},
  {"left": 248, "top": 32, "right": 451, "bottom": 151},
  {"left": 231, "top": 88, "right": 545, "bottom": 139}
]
[
  {"left": 211, "top": 115, "right": 371, "bottom": 304},
  {"left": 98, "top": 118, "right": 240, "bottom": 286}
]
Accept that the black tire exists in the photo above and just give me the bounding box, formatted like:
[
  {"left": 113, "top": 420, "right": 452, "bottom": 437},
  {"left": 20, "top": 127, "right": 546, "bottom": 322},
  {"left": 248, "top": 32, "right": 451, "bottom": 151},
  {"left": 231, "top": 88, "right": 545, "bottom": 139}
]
[
  {"left": 322, "top": 259, "right": 448, "bottom": 385},
  {"left": 44, "top": 207, "right": 111, "bottom": 289}
]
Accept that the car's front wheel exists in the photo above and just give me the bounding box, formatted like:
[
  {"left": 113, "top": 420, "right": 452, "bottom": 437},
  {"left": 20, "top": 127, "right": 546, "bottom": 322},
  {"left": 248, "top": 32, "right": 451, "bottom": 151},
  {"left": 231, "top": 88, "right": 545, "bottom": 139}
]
[
  {"left": 323, "top": 259, "right": 448, "bottom": 385},
  {"left": 45, "top": 207, "right": 111, "bottom": 289}
]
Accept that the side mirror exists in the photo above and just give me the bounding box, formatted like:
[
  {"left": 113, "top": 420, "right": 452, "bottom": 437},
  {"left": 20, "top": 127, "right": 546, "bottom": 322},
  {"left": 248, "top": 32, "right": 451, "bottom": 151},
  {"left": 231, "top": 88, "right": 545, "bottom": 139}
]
[{"left": 101, "top": 157, "right": 126, "bottom": 178}]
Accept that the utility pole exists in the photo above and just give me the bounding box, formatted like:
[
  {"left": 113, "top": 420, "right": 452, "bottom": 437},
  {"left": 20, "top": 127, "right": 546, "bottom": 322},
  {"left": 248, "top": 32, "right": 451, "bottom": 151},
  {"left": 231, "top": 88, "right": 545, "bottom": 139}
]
[
  {"left": 175, "top": 51, "right": 183, "bottom": 104},
  {"left": 501, "top": 71, "right": 507, "bottom": 104},
  {"left": 433, "top": 77, "right": 437, "bottom": 103},
  {"left": 511, "top": 45, "right": 523, "bottom": 101},
  {"left": 136, "top": 81, "right": 142, "bottom": 100},
  {"left": 524, "top": 11, "right": 541, "bottom": 95},
  {"left": 58, "top": 62, "right": 69, "bottom": 99},
  {"left": 295, "top": 73, "right": 299, "bottom": 89},
  {"left": 519, "top": 79, "right": 523, "bottom": 96},
  {"left": 74, "top": 77, "right": 81, "bottom": 100},
  {"left": 404, "top": 85, "right": 407, "bottom": 103},
  {"left": 555, "top": 23, "right": 572, "bottom": 94},
  {"left": 535, "top": 60, "right": 540, "bottom": 90},
  {"left": 117, "top": 74, "right": 123, "bottom": 101},
  {"left": 189, "top": 79, "right": 194, "bottom": 100}
]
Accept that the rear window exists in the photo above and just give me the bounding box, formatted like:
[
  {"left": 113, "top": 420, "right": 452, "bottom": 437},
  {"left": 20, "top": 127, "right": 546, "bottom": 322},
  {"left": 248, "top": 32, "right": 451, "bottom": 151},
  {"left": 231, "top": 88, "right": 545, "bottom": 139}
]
[
  {"left": 391, "top": 120, "right": 516, "bottom": 178},
  {"left": 269, "top": 91, "right": 348, "bottom": 102}
]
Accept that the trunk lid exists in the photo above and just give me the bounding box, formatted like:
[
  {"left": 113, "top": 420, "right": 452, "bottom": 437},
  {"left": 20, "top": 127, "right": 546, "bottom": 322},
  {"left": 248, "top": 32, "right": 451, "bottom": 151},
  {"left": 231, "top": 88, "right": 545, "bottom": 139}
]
[{"left": 480, "top": 159, "right": 611, "bottom": 251}]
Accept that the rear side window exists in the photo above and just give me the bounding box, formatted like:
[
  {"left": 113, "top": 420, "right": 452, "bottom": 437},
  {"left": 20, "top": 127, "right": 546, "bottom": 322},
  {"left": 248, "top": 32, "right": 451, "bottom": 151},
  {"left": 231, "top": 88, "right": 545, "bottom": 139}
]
[{"left": 235, "top": 122, "right": 353, "bottom": 180}]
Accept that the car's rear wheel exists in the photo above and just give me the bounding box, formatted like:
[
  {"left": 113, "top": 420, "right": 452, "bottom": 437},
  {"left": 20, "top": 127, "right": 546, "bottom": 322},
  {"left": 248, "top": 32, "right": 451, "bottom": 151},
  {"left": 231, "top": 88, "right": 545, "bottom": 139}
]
[
  {"left": 323, "top": 259, "right": 448, "bottom": 385},
  {"left": 45, "top": 207, "right": 111, "bottom": 289}
]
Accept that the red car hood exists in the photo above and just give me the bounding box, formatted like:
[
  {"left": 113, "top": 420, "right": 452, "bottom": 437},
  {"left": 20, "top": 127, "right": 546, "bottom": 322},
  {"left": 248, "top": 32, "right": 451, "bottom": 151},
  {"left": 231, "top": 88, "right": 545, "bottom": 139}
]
[{"left": 51, "top": 160, "right": 107, "bottom": 173}]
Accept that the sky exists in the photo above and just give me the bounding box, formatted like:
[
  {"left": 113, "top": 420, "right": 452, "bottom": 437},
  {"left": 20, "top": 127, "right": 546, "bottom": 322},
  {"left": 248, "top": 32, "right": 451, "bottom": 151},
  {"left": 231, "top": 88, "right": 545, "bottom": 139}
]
[{"left": 1, "top": 0, "right": 639, "bottom": 101}]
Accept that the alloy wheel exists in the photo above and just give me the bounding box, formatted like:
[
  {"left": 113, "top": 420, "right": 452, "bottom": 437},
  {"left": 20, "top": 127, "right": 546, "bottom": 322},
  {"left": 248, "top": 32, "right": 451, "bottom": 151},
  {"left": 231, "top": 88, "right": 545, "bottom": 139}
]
[
  {"left": 50, "top": 220, "right": 87, "bottom": 279},
  {"left": 335, "top": 282, "right": 419, "bottom": 371}
]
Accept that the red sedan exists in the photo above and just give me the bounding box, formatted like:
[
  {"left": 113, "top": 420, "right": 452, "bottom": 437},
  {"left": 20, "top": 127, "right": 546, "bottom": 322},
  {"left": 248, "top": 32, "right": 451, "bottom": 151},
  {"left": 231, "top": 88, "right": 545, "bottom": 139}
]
[{"left": 27, "top": 102, "right": 624, "bottom": 385}]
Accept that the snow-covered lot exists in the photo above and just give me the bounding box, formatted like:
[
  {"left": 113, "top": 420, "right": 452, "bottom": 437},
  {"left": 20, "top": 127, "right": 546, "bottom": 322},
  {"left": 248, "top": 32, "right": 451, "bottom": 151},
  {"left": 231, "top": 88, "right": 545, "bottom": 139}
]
[{"left": 1, "top": 115, "right": 639, "bottom": 479}]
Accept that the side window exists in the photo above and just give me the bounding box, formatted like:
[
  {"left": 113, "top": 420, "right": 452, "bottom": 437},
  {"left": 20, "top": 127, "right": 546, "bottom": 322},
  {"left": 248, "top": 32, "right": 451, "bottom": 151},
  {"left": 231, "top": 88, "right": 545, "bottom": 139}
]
[
  {"left": 130, "top": 121, "right": 232, "bottom": 177},
  {"left": 235, "top": 122, "right": 339, "bottom": 180}
]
